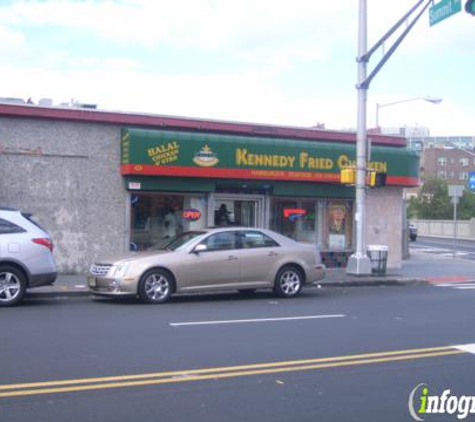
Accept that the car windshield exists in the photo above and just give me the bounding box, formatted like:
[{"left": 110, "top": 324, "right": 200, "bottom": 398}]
[{"left": 149, "top": 231, "right": 207, "bottom": 252}]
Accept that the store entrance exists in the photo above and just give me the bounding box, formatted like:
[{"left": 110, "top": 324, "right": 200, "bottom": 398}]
[{"left": 213, "top": 194, "right": 265, "bottom": 227}]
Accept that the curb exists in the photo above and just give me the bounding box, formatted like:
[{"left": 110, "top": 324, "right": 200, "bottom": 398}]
[
  {"left": 26, "top": 277, "right": 428, "bottom": 298},
  {"left": 26, "top": 286, "right": 91, "bottom": 299},
  {"left": 318, "top": 277, "right": 427, "bottom": 288}
]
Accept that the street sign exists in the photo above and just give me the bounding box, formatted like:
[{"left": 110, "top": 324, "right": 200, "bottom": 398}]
[
  {"left": 429, "top": 0, "right": 462, "bottom": 26},
  {"left": 448, "top": 184, "right": 464, "bottom": 197},
  {"left": 468, "top": 171, "right": 475, "bottom": 191}
]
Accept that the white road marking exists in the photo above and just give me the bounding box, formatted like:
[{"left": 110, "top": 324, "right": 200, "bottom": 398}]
[
  {"left": 170, "top": 314, "right": 346, "bottom": 327},
  {"left": 434, "top": 283, "right": 475, "bottom": 287},
  {"left": 454, "top": 344, "right": 475, "bottom": 355},
  {"left": 453, "top": 286, "right": 475, "bottom": 290}
]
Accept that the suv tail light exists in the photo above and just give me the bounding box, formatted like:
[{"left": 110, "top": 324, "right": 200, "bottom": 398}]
[{"left": 32, "top": 238, "right": 53, "bottom": 252}]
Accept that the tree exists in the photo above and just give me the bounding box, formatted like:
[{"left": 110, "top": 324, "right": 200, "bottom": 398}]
[
  {"left": 408, "top": 177, "right": 451, "bottom": 219},
  {"left": 458, "top": 190, "right": 475, "bottom": 219},
  {"left": 408, "top": 178, "right": 475, "bottom": 220}
]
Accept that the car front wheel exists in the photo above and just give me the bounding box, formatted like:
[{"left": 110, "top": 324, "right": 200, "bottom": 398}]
[
  {"left": 274, "top": 266, "right": 303, "bottom": 298},
  {"left": 138, "top": 269, "right": 174, "bottom": 304},
  {"left": 0, "top": 266, "right": 27, "bottom": 307}
]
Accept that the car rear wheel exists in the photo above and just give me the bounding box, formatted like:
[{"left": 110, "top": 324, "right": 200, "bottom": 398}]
[
  {"left": 0, "top": 266, "right": 27, "bottom": 307},
  {"left": 274, "top": 265, "right": 303, "bottom": 298},
  {"left": 138, "top": 269, "right": 174, "bottom": 304}
]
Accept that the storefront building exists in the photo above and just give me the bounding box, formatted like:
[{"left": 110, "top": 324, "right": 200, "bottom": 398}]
[{"left": 0, "top": 103, "right": 418, "bottom": 273}]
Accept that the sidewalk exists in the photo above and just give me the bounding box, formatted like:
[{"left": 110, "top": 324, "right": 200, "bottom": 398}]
[{"left": 32, "top": 249, "right": 473, "bottom": 297}]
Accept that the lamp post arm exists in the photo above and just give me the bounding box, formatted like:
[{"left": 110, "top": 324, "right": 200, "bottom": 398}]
[{"left": 378, "top": 97, "right": 425, "bottom": 109}]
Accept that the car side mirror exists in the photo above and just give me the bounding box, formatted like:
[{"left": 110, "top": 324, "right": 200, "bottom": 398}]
[{"left": 193, "top": 244, "right": 208, "bottom": 254}]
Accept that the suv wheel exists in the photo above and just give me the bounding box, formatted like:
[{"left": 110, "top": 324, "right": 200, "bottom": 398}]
[{"left": 0, "top": 266, "right": 27, "bottom": 307}]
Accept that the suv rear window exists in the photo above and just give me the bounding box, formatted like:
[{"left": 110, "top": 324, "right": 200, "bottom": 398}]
[
  {"left": 0, "top": 218, "right": 26, "bottom": 234},
  {"left": 21, "top": 213, "right": 47, "bottom": 232}
]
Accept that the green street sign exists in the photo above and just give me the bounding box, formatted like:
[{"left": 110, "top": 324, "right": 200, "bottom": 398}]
[{"left": 430, "top": 0, "right": 462, "bottom": 26}]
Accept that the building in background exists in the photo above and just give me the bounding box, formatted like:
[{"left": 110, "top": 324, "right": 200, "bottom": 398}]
[{"left": 420, "top": 147, "right": 475, "bottom": 185}]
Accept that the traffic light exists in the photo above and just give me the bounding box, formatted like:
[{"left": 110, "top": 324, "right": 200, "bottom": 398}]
[
  {"left": 466, "top": 0, "right": 475, "bottom": 15},
  {"left": 376, "top": 172, "right": 387, "bottom": 187},
  {"left": 341, "top": 168, "right": 387, "bottom": 186},
  {"left": 368, "top": 171, "right": 387, "bottom": 187},
  {"left": 340, "top": 168, "right": 356, "bottom": 184}
]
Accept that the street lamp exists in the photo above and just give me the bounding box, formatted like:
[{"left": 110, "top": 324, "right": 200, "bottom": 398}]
[{"left": 375, "top": 96, "right": 442, "bottom": 128}]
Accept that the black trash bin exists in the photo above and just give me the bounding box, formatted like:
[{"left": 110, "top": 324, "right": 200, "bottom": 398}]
[{"left": 367, "top": 245, "right": 388, "bottom": 276}]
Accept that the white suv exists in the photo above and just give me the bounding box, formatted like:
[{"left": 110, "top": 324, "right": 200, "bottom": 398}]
[{"left": 0, "top": 208, "right": 57, "bottom": 306}]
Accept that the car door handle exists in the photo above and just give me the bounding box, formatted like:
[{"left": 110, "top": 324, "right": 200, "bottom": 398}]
[
  {"left": 227, "top": 255, "right": 238, "bottom": 261},
  {"left": 268, "top": 251, "right": 278, "bottom": 257}
]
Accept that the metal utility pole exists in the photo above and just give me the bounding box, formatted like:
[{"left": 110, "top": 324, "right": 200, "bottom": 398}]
[
  {"left": 347, "top": 0, "right": 371, "bottom": 275},
  {"left": 448, "top": 184, "right": 463, "bottom": 258},
  {"left": 453, "top": 196, "right": 458, "bottom": 258},
  {"left": 347, "top": 0, "right": 432, "bottom": 275}
]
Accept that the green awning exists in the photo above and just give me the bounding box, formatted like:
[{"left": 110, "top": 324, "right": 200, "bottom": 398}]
[{"left": 120, "top": 128, "right": 419, "bottom": 186}]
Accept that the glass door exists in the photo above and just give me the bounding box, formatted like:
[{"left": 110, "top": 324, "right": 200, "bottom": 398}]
[{"left": 212, "top": 194, "right": 265, "bottom": 227}]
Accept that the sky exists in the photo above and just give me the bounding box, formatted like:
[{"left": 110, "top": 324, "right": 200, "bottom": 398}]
[{"left": 0, "top": 0, "right": 473, "bottom": 136}]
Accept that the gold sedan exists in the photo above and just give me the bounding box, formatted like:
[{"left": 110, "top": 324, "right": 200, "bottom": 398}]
[{"left": 88, "top": 227, "right": 326, "bottom": 304}]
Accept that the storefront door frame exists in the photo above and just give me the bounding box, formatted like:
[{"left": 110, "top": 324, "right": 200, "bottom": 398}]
[{"left": 209, "top": 193, "right": 267, "bottom": 228}]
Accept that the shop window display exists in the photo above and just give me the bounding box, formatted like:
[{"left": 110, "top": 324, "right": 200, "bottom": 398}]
[
  {"left": 270, "top": 198, "right": 318, "bottom": 244},
  {"left": 130, "top": 194, "right": 207, "bottom": 250},
  {"left": 326, "top": 201, "right": 352, "bottom": 250}
]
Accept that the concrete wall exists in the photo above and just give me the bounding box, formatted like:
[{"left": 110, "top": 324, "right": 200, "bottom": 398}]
[
  {"left": 366, "top": 186, "right": 404, "bottom": 269},
  {"left": 412, "top": 218, "right": 475, "bottom": 239},
  {"left": 0, "top": 118, "right": 128, "bottom": 273}
]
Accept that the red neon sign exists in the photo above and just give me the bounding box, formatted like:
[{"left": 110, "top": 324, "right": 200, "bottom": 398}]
[
  {"left": 283, "top": 208, "right": 306, "bottom": 218},
  {"left": 182, "top": 209, "right": 201, "bottom": 221}
]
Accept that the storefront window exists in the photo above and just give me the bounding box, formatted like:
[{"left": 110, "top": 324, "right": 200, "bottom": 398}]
[
  {"left": 325, "top": 200, "right": 352, "bottom": 250},
  {"left": 270, "top": 198, "right": 318, "bottom": 244},
  {"left": 130, "top": 193, "right": 207, "bottom": 250},
  {"left": 270, "top": 197, "right": 353, "bottom": 251}
]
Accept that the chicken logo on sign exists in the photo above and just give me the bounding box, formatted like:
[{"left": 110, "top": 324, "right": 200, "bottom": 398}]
[{"left": 193, "top": 144, "right": 219, "bottom": 167}]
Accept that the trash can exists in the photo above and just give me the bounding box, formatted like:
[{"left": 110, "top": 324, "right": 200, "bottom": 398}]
[{"left": 367, "top": 245, "right": 388, "bottom": 276}]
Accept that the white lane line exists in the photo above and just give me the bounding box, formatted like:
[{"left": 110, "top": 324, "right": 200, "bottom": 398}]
[
  {"left": 454, "top": 286, "right": 475, "bottom": 290},
  {"left": 433, "top": 283, "right": 475, "bottom": 287},
  {"left": 454, "top": 343, "right": 475, "bottom": 355},
  {"left": 170, "top": 314, "right": 346, "bottom": 327}
]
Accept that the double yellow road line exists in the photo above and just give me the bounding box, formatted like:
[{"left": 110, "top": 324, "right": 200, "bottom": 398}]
[{"left": 0, "top": 345, "right": 465, "bottom": 399}]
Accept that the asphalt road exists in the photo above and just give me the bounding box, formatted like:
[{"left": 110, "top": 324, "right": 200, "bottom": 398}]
[
  {"left": 413, "top": 236, "right": 475, "bottom": 261},
  {"left": 2, "top": 279, "right": 475, "bottom": 422}
]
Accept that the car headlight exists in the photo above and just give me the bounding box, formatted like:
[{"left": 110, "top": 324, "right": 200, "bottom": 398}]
[{"left": 110, "top": 263, "right": 129, "bottom": 278}]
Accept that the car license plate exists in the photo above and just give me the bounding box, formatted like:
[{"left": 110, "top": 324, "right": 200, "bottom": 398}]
[{"left": 88, "top": 277, "right": 97, "bottom": 287}]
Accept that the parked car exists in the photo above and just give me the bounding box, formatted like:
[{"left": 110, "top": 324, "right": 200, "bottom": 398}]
[
  {"left": 409, "top": 223, "right": 418, "bottom": 241},
  {"left": 0, "top": 208, "right": 57, "bottom": 306},
  {"left": 88, "top": 227, "right": 326, "bottom": 304}
]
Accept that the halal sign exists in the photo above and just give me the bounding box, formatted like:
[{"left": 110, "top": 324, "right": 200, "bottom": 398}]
[{"left": 182, "top": 209, "right": 201, "bottom": 221}]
